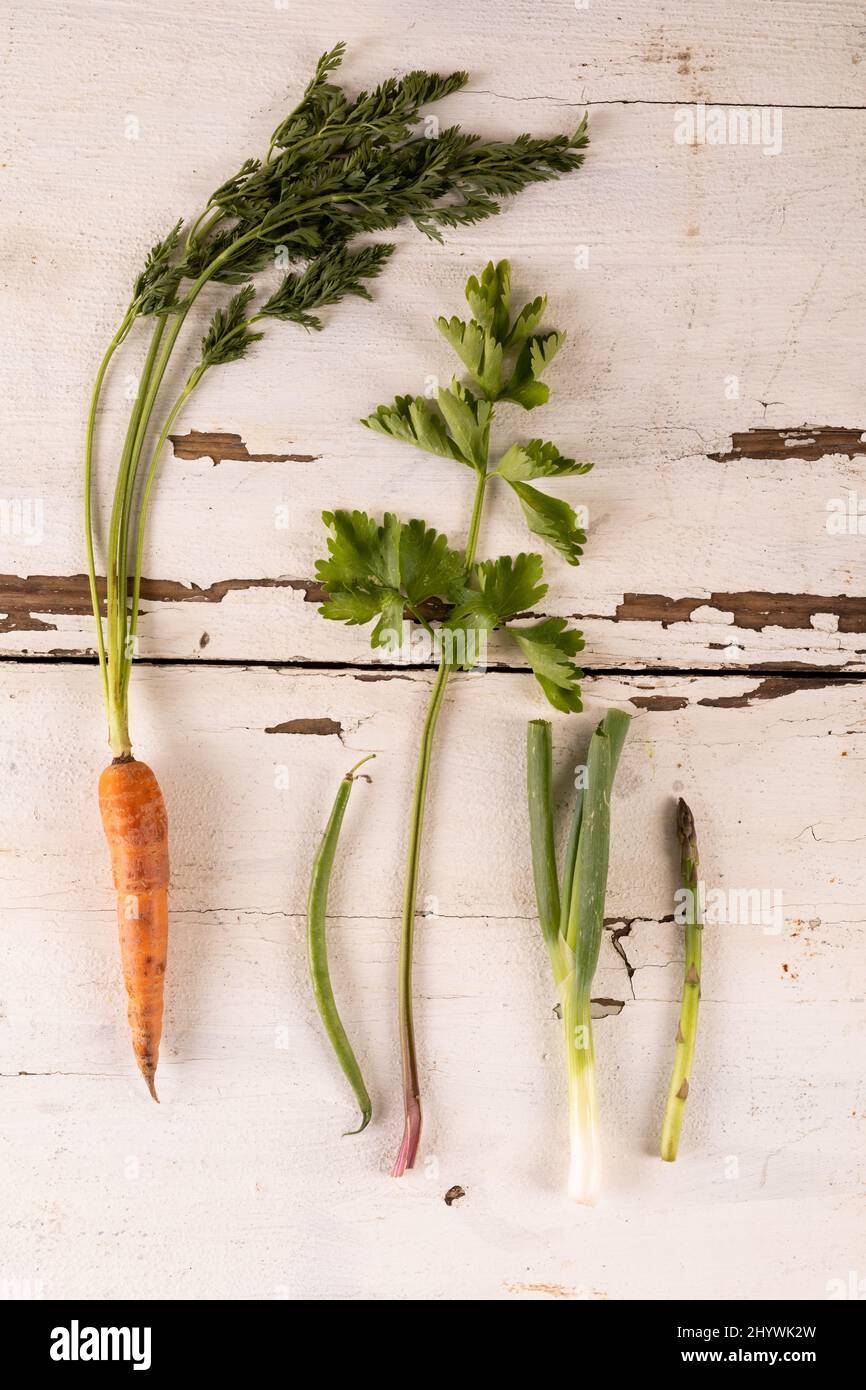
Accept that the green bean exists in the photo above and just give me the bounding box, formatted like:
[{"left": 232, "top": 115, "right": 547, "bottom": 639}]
[{"left": 307, "top": 755, "right": 375, "bottom": 1134}]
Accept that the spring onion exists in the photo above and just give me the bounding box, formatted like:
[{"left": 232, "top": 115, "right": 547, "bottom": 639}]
[{"left": 527, "top": 711, "right": 630, "bottom": 1203}]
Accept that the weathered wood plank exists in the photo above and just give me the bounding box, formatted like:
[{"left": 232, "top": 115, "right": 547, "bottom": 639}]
[
  {"left": 3, "top": 92, "right": 864, "bottom": 666},
  {"left": 0, "top": 665, "right": 862, "bottom": 1298},
  {"left": 3, "top": 0, "right": 864, "bottom": 120},
  {"left": 2, "top": 0, "right": 864, "bottom": 1305}
]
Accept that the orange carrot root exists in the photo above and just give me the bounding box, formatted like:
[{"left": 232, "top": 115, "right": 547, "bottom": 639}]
[{"left": 98, "top": 758, "right": 170, "bottom": 1102}]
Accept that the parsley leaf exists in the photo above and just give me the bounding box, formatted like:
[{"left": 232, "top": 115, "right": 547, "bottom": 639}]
[
  {"left": 435, "top": 381, "right": 492, "bottom": 469},
  {"left": 507, "top": 617, "right": 585, "bottom": 711},
  {"left": 435, "top": 316, "right": 504, "bottom": 397},
  {"left": 500, "top": 331, "right": 566, "bottom": 409},
  {"left": 316, "top": 510, "right": 466, "bottom": 648},
  {"left": 496, "top": 439, "right": 592, "bottom": 481},
  {"left": 362, "top": 395, "right": 467, "bottom": 466},
  {"left": 507, "top": 481, "right": 586, "bottom": 565},
  {"left": 447, "top": 552, "right": 547, "bottom": 662},
  {"left": 464, "top": 260, "right": 511, "bottom": 340},
  {"left": 505, "top": 294, "right": 547, "bottom": 347}
]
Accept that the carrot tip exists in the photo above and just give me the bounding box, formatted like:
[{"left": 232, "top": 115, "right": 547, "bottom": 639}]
[{"left": 143, "top": 1073, "right": 160, "bottom": 1103}]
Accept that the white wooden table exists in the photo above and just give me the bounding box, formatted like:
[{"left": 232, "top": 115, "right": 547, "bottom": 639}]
[{"left": 1, "top": 0, "right": 864, "bottom": 1301}]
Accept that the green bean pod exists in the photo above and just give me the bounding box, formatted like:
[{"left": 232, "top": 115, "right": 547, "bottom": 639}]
[{"left": 307, "top": 755, "right": 375, "bottom": 1134}]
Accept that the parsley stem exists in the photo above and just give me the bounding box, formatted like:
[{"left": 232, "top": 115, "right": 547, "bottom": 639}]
[
  {"left": 392, "top": 656, "right": 450, "bottom": 1176},
  {"left": 464, "top": 469, "right": 487, "bottom": 568},
  {"left": 392, "top": 449, "right": 492, "bottom": 1174},
  {"left": 406, "top": 602, "right": 434, "bottom": 635}
]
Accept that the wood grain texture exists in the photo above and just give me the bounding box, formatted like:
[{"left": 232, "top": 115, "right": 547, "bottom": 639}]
[
  {"left": 1, "top": 0, "right": 864, "bottom": 1303},
  {"left": 0, "top": 665, "right": 863, "bottom": 1300}
]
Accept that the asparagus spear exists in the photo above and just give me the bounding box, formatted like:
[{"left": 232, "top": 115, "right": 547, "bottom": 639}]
[{"left": 660, "top": 797, "right": 702, "bottom": 1162}]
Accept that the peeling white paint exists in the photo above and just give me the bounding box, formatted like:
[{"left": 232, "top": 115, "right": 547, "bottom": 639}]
[{"left": 1, "top": 0, "right": 864, "bottom": 1303}]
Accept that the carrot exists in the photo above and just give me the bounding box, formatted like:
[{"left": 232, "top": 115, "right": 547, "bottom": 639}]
[{"left": 98, "top": 759, "right": 169, "bottom": 1101}]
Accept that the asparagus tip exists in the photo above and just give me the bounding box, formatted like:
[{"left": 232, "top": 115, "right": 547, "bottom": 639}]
[{"left": 676, "top": 796, "right": 695, "bottom": 842}]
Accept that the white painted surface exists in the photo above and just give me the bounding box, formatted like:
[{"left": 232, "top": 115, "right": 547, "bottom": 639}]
[
  {"left": 3, "top": 96, "right": 866, "bottom": 667},
  {"left": 0, "top": 0, "right": 864, "bottom": 1302},
  {"left": 1, "top": 665, "right": 864, "bottom": 1301}
]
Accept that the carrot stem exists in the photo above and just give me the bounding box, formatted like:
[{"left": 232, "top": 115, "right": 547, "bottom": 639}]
[
  {"left": 123, "top": 364, "right": 206, "bottom": 695},
  {"left": 114, "top": 316, "right": 168, "bottom": 679},
  {"left": 84, "top": 302, "right": 138, "bottom": 723},
  {"left": 104, "top": 315, "right": 167, "bottom": 752}
]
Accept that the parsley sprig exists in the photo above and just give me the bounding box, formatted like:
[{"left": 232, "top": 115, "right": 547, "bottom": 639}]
[
  {"left": 315, "top": 262, "right": 593, "bottom": 1173},
  {"left": 84, "top": 43, "right": 588, "bottom": 760}
]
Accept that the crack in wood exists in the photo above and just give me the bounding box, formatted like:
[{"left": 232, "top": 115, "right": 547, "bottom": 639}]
[
  {"left": 607, "top": 922, "right": 636, "bottom": 996},
  {"left": 352, "top": 670, "right": 414, "bottom": 682},
  {"left": 709, "top": 426, "right": 866, "bottom": 463},
  {"left": 169, "top": 429, "right": 319, "bottom": 466}
]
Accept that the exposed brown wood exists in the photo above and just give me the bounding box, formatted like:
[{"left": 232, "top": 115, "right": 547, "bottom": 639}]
[
  {"left": 0, "top": 574, "right": 323, "bottom": 633},
  {"left": 169, "top": 429, "right": 319, "bottom": 466},
  {"left": 709, "top": 426, "right": 866, "bottom": 463},
  {"left": 697, "top": 675, "right": 844, "bottom": 709},
  {"left": 592, "top": 998, "right": 626, "bottom": 1017},
  {"left": 264, "top": 718, "right": 342, "bottom": 735},
  {"left": 630, "top": 695, "right": 690, "bottom": 711},
  {"left": 627, "top": 677, "right": 853, "bottom": 712},
  {"left": 628, "top": 676, "right": 853, "bottom": 712},
  {"left": 614, "top": 591, "right": 866, "bottom": 633}
]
